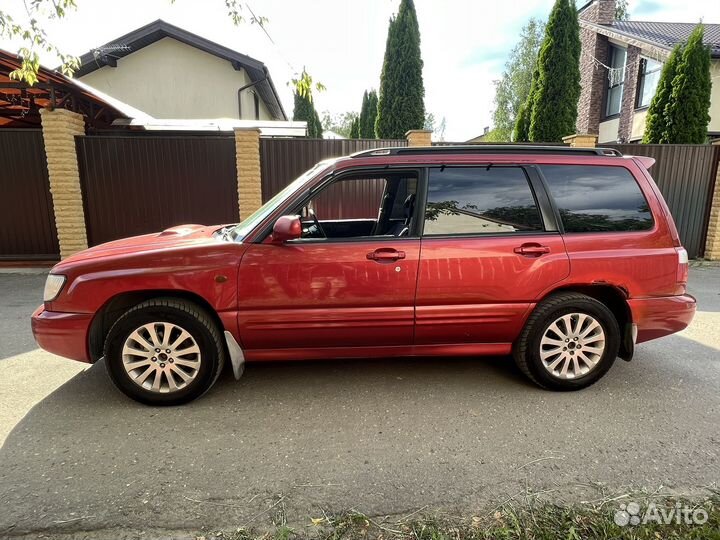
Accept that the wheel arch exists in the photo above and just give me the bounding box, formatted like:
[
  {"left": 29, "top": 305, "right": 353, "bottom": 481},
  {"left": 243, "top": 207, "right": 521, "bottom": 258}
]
[
  {"left": 88, "top": 290, "right": 225, "bottom": 363},
  {"left": 537, "top": 284, "right": 634, "bottom": 361}
]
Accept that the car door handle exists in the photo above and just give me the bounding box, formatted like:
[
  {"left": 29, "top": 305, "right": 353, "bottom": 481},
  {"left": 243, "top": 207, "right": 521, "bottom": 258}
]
[
  {"left": 367, "top": 248, "right": 406, "bottom": 262},
  {"left": 514, "top": 243, "right": 550, "bottom": 257}
]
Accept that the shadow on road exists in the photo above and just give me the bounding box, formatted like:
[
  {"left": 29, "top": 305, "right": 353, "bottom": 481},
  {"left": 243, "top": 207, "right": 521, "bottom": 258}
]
[{"left": 1, "top": 335, "right": 719, "bottom": 537}]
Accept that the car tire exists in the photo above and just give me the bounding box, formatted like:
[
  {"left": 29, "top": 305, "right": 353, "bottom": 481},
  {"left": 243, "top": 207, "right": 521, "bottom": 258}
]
[
  {"left": 104, "top": 298, "right": 225, "bottom": 406},
  {"left": 513, "top": 292, "right": 620, "bottom": 391}
]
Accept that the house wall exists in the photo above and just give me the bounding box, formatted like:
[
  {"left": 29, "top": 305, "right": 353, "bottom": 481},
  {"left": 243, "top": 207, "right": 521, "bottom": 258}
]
[
  {"left": 710, "top": 60, "right": 720, "bottom": 133},
  {"left": 631, "top": 109, "right": 648, "bottom": 141},
  {"left": 79, "top": 37, "right": 273, "bottom": 121},
  {"left": 598, "top": 117, "right": 620, "bottom": 143}
]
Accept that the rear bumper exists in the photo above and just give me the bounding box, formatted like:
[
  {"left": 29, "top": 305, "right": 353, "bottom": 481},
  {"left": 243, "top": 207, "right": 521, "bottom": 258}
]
[
  {"left": 31, "top": 306, "right": 93, "bottom": 363},
  {"left": 628, "top": 294, "right": 696, "bottom": 344}
]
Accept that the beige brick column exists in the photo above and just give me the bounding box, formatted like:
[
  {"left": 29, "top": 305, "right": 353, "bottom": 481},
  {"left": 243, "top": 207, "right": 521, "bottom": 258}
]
[
  {"left": 405, "top": 129, "right": 432, "bottom": 147},
  {"left": 39, "top": 108, "right": 88, "bottom": 259},
  {"left": 562, "top": 133, "right": 598, "bottom": 148},
  {"left": 704, "top": 141, "right": 720, "bottom": 260},
  {"left": 234, "top": 128, "right": 262, "bottom": 219}
]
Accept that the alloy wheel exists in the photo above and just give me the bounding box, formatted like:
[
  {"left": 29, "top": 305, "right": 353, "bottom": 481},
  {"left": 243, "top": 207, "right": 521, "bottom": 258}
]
[{"left": 539, "top": 313, "right": 606, "bottom": 380}]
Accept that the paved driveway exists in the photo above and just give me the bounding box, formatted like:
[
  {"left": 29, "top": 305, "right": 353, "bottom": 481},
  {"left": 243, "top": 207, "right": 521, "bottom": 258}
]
[{"left": 0, "top": 268, "right": 718, "bottom": 539}]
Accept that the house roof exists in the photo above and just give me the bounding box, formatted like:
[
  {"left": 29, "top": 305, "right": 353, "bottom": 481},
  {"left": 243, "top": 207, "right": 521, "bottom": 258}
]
[
  {"left": 73, "top": 19, "right": 287, "bottom": 120},
  {"left": 602, "top": 21, "right": 720, "bottom": 58}
]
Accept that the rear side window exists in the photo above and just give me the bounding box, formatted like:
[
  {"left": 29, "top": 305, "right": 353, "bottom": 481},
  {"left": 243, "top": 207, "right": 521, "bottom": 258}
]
[
  {"left": 540, "top": 165, "right": 653, "bottom": 233},
  {"left": 423, "top": 167, "right": 543, "bottom": 236}
]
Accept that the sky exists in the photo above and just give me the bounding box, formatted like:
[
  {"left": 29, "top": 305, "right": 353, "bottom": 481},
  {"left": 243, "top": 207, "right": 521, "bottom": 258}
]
[{"left": 2, "top": 0, "right": 719, "bottom": 141}]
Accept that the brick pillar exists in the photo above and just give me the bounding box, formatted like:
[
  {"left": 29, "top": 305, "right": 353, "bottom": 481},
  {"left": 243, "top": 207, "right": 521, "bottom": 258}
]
[
  {"left": 406, "top": 129, "right": 432, "bottom": 147},
  {"left": 576, "top": 29, "right": 609, "bottom": 136},
  {"left": 562, "top": 134, "right": 598, "bottom": 148},
  {"left": 705, "top": 142, "right": 720, "bottom": 260},
  {"left": 39, "top": 108, "right": 88, "bottom": 259},
  {"left": 234, "top": 128, "right": 262, "bottom": 219},
  {"left": 618, "top": 45, "right": 641, "bottom": 142}
]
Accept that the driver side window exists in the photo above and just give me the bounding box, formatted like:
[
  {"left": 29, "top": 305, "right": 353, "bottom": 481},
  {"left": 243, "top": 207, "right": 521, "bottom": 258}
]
[{"left": 298, "top": 172, "right": 418, "bottom": 240}]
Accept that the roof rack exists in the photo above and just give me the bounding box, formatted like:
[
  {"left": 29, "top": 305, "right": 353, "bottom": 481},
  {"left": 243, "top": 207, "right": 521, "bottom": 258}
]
[{"left": 350, "top": 145, "right": 623, "bottom": 158}]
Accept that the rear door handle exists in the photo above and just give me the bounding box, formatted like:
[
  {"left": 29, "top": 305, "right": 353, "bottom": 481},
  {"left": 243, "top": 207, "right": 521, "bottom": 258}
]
[
  {"left": 514, "top": 243, "right": 550, "bottom": 257},
  {"left": 367, "top": 248, "right": 406, "bottom": 262}
]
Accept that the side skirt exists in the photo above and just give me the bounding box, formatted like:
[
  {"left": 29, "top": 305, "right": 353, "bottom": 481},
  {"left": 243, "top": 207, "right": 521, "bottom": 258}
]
[{"left": 244, "top": 342, "right": 512, "bottom": 362}]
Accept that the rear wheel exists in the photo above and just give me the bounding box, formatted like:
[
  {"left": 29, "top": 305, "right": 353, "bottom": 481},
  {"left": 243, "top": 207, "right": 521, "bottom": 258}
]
[
  {"left": 104, "top": 298, "right": 225, "bottom": 405},
  {"left": 513, "top": 293, "right": 620, "bottom": 391}
]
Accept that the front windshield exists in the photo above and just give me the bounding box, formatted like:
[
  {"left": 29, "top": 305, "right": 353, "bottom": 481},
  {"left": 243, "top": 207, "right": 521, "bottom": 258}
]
[{"left": 230, "top": 161, "right": 331, "bottom": 241}]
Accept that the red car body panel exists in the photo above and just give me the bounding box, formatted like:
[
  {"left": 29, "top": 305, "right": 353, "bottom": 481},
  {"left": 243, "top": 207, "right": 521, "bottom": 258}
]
[{"left": 31, "top": 152, "right": 696, "bottom": 366}]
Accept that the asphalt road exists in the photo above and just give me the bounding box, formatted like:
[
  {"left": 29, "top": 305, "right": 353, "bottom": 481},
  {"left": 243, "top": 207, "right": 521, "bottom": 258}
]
[{"left": 0, "top": 267, "right": 718, "bottom": 539}]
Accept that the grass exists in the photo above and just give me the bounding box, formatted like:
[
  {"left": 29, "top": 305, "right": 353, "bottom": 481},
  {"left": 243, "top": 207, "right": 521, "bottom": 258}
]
[{"left": 201, "top": 494, "right": 720, "bottom": 540}]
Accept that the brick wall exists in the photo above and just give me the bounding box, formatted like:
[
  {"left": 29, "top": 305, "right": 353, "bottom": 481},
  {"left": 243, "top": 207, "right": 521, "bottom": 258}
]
[
  {"left": 39, "top": 108, "right": 88, "bottom": 259},
  {"left": 705, "top": 142, "right": 720, "bottom": 260}
]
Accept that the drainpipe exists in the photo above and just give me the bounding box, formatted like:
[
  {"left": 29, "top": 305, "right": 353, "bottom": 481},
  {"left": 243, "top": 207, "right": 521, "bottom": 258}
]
[{"left": 237, "top": 78, "right": 267, "bottom": 119}]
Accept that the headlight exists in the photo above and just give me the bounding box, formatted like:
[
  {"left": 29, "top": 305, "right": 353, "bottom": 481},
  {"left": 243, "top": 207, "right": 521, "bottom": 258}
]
[{"left": 43, "top": 274, "right": 67, "bottom": 302}]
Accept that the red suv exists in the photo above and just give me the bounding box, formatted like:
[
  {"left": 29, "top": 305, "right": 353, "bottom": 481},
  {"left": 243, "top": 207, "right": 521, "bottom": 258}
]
[{"left": 32, "top": 146, "right": 695, "bottom": 405}]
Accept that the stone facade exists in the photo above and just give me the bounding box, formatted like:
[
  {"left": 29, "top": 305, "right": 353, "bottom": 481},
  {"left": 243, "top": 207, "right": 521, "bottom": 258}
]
[
  {"left": 39, "top": 108, "right": 88, "bottom": 259},
  {"left": 705, "top": 142, "right": 720, "bottom": 260},
  {"left": 405, "top": 129, "right": 432, "bottom": 147},
  {"left": 234, "top": 128, "right": 262, "bottom": 219},
  {"left": 617, "top": 45, "right": 641, "bottom": 142}
]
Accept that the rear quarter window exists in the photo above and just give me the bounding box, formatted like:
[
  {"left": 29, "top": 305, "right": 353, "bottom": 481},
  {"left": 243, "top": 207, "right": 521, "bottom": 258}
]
[{"left": 539, "top": 165, "right": 653, "bottom": 233}]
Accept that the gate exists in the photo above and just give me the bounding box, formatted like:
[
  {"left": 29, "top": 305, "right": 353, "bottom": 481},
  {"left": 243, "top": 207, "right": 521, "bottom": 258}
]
[
  {"left": 259, "top": 138, "right": 407, "bottom": 202},
  {"left": 0, "top": 130, "right": 59, "bottom": 260},
  {"left": 77, "top": 134, "right": 238, "bottom": 246},
  {"left": 607, "top": 144, "right": 720, "bottom": 259}
]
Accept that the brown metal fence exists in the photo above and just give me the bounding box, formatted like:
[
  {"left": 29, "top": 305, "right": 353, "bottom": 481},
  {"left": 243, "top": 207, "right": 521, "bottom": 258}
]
[
  {"left": 0, "top": 129, "right": 59, "bottom": 260},
  {"left": 606, "top": 144, "right": 720, "bottom": 258},
  {"left": 259, "top": 138, "right": 407, "bottom": 202},
  {"left": 77, "top": 134, "right": 238, "bottom": 246}
]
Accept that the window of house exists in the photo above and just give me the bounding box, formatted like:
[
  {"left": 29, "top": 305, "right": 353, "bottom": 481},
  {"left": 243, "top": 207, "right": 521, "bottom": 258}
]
[
  {"left": 605, "top": 46, "right": 627, "bottom": 118},
  {"left": 539, "top": 165, "right": 653, "bottom": 233},
  {"left": 636, "top": 58, "right": 662, "bottom": 108},
  {"left": 423, "top": 167, "right": 543, "bottom": 236}
]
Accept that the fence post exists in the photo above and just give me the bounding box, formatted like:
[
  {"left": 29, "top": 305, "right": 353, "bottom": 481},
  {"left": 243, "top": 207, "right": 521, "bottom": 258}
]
[
  {"left": 562, "top": 134, "right": 598, "bottom": 148},
  {"left": 406, "top": 129, "right": 432, "bottom": 147},
  {"left": 39, "top": 108, "right": 88, "bottom": 259},
  {"left": 234, "top": 128, "right": 263, "bottom": 220},
  {"left": 704, "top": 141, "right": 720, "bottom": 261}
]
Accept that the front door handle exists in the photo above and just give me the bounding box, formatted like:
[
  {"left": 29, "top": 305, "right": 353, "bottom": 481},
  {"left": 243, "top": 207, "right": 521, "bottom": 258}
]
[
  {"left": 367, "top": 248, "right": 406, "bottom": 262},
  {"left": 514, "top": 243, "right": 550, "bottom": 257}
]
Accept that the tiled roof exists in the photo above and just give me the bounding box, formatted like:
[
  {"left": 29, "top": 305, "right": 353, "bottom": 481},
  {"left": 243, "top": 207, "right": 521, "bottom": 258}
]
[{"left": 603, "top": 21, "right": 720, "bottom": 57}]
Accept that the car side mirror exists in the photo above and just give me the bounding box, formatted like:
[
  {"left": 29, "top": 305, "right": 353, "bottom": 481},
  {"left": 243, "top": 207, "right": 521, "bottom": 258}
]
[{"left": 271, "top": 215, "right": 302, "bottom": 244}]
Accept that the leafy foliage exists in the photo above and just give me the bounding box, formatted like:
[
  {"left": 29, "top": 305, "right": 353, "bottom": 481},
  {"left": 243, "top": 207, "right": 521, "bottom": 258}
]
[
  {"left": 643, "top": 24, "right": 711, "bottom": 144},
  {"left": 293, "top": 90, "right": 323, "bottom": 138},
  {"left": 358, "top": 90, "right": 379, "bottom": 138},
  {"left": 349, "top": 117, "right": 360, "bottom": 138},
  {"left": 664, "top": 24, "right": 712, "bottom": 144},
  {"left": 321, "top": 110, "right": 359, "bottom": 138},
  {"left": 376, "top": 0, "right": 425, "bottom": 138},
  {"left": 491, "top": 18, "right": 545, "bottom": 142},
  {"left": 527, "top": 0, "right": 581, "bottom": 142},
  {"left": 615, "top": 0, "right": 630, "bottom": 21}
]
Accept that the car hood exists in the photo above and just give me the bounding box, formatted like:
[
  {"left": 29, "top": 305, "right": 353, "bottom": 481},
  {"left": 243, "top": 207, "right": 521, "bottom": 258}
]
[{"left": 56, "top": 224, "right": 230, "bottom": 266}]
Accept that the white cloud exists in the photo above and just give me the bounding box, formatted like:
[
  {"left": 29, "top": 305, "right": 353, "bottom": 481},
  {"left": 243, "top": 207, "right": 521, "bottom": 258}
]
[{"left": 1, "top": 0, "right": 719, "bottom": 140}]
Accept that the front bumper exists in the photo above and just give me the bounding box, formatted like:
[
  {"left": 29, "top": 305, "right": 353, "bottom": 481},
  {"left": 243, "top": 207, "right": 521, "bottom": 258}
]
[
  {"left": 628, "top": 294, "right": 696, "bottom": 344},
  {"left": 31, "top": 306, "right": 93, "bottom": 363}
]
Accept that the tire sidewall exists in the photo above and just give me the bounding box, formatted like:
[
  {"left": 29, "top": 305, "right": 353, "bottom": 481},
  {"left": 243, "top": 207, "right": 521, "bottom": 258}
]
[
  {"left": 525, "top": 299, "right": 620, "bottom": 390},
  {"left": 105, "top": 305, "right": 219, "bottom": 406}
]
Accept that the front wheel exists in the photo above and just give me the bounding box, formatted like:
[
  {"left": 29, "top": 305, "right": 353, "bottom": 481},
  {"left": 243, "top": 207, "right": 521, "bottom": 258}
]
[
  {"left": 104, "top": 298, "right": 225, "bottom": 405},
  {"left": 513, "top": 292, "right": 620, "bottom": 391}
]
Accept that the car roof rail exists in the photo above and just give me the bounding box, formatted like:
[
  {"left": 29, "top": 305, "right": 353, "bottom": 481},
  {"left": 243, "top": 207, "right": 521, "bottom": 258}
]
[{"left": 350, "top": 145, "right": 623, "bottom": 158}]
